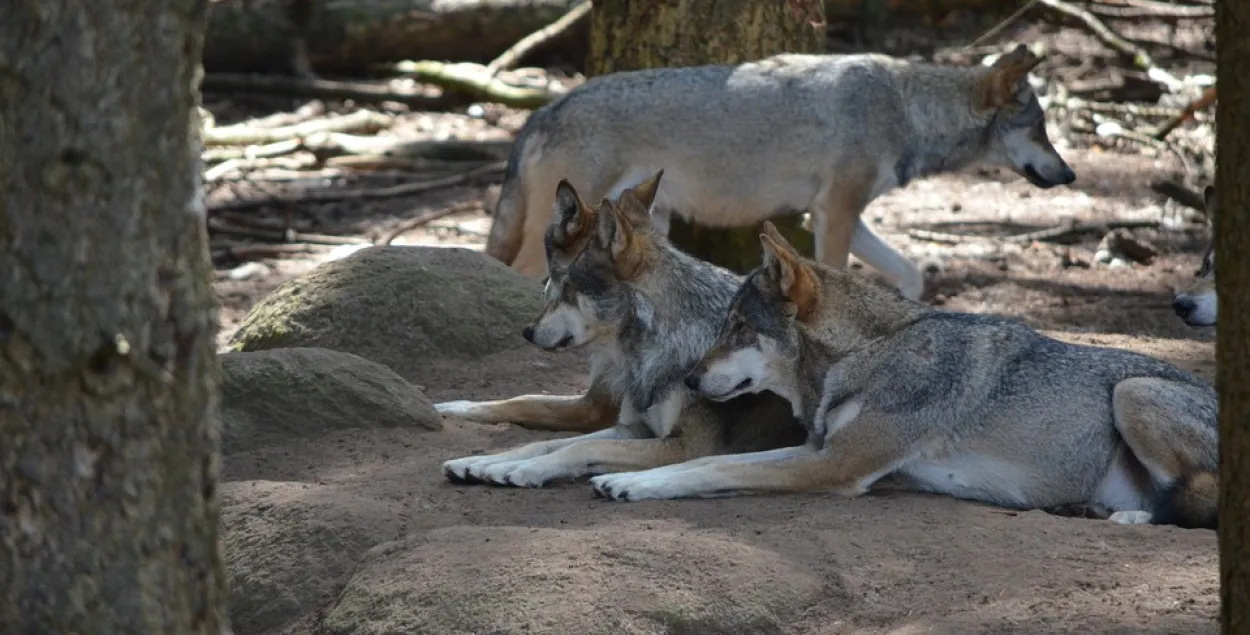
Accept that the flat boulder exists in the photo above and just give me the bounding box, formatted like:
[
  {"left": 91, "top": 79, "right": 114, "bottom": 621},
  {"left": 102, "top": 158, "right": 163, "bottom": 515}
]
[
  {"left": 219, "top": 346, "right": 440, "bottom": 455},
  {"left": 227, "top": 246, "right": 543, "bottom": 380},
  {"left": 317, "top": 525, "right": 828, "bottom": 635}
]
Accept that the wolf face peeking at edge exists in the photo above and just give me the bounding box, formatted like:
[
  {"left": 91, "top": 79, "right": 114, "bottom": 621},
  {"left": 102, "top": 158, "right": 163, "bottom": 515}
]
[
  {"left": 589, "top": 222, "right": 1219, "bottom": 531},
  {"left": 487, "top": 44, "right": 1076, "bottom": 301},
  {"left": 439, "top": 172, "right": 806, "bottom": 488}
]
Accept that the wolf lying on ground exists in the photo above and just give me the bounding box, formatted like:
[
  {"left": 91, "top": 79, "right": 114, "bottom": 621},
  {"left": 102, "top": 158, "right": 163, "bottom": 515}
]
[
  {"left": 439, "top": 173, "right": 806, "bottom": 488},
  {"left": 1173, "top": 185, "right": 1218, "bottom": 327},
  {"left": 486, "top": 44, "right": 1077, "bottom": 301},
  {"left": 588, "top": 222, "right": 1219, "bottom": 530}
]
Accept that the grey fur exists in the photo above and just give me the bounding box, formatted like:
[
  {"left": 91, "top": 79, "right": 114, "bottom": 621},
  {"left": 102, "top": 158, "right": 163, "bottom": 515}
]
[
  {"left": 486, "top": 45, "right": 1076, "bottom": 302},
  {"left": 1174, "top": 184, "right": 1218, "bottom": 327}
]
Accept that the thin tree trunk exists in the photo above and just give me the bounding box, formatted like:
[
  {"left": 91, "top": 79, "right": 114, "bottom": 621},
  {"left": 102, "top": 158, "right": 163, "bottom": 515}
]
[
  {"left": 0, "top": 2, "right": 228, "bottom": 633},
  {"left": 585, "top": 0, "right": 822, "bottom": 272},
  {"left": 1218, "top": 1, "right": 1250, "bottom": 632}
]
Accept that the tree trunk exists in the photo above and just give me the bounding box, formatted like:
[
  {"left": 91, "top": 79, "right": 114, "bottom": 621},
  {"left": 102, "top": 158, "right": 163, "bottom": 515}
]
[
  {"left": 205, "top": 0, "right": 590, "bottom": 74},
  {"left": 0, "top": 2, "right": 228, "bottom": 633},
  {"left": 1218, "top": 1, "right": 1250, "bottom": 632},
  {"left": 585, "top": 0, "right": 822, "bottom": 272}
]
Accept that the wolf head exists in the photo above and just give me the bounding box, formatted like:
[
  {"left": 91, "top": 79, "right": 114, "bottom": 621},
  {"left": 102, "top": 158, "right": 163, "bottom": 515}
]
[
  {"left": 684, "top": 222, "right": 818, "bottom": 401},
  {"left": 521, "top": 171, "right": 664, "bottom": 350},
  {"left": 977, "top": 44, "right": 1076, "bottom": 189},
  {"left": 1173, "top": 185, "right": 1217, "bottom": 327}
]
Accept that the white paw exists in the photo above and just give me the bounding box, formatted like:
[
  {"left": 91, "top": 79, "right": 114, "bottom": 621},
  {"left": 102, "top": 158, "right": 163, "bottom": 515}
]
[
  {"left": 476, "top": 458, "right": 564, "bottom": 488},
  {"left": 589, "top": 472, "right": 684, "bottom": 502},
  {"left": 442, "top": 454, "right": 493, "bottom": 483},
  {"left": 435, "top": 400, "right": 483, "bottom": 418},
  {"left": 1109, "top": 510, "right": 1154, "bottom": 526}
]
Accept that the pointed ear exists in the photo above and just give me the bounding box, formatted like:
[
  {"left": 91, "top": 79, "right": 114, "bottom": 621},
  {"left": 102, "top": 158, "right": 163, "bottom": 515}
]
[
  {"left": 549, "top": 180, "right": 595, "bottom": 251},
  {"left": 979, "top": 44, "right": 1042, "bottom": 109},
  {"left": 627, "top": 169, "right": 665, "bottom": 211},
  {"left": 758, "top": 223, "right": 819, "bottom": 319},
  {"left": 1203, "top": 185, "right": 1218, "bottom": 223},
  {"left": 596, "top": 201, "right": 646, "bottom": 278}
]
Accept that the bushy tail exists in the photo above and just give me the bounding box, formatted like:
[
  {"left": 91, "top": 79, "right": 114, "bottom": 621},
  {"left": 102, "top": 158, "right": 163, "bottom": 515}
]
[
  {"left": 485, "top": 168, "right": 525, "bottom": 265},
  {"left": 1152, "top": 471, "right": 1218, "bottom": 530}
]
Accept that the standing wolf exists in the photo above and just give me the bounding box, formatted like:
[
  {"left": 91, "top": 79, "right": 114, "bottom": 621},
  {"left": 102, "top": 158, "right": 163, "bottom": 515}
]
[
  {"left": 486, "top": 44, "right": 1076, "bottom": 301},
  {"left": 440, "top": 172, "right": 806, "bottom": 487},
  {"left": 589, "top": 222, "right": 1219, "bottom": 530},
  {"left": 1173, "top": 185, "right": 1218, "bottom": 327}
]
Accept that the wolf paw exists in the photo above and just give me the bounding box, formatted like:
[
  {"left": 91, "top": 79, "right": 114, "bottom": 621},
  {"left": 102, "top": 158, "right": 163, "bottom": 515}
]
[
  {"left": 442, "top": 455, "right": 491, "bottom": 485},
  {"left": 1109, "top": 510, "right": 1154, "bottom": 526},
  {"left": 590, "top": 473, "right": 676, "bottom": 502},
  {"left": 476, "top": 459, "right": 558, "bottom": 488}
]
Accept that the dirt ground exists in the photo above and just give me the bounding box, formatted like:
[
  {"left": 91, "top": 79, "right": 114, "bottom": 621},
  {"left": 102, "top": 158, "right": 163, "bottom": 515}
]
[{"left": 209, "top": 15, "right": 1222, "bottom": 634}]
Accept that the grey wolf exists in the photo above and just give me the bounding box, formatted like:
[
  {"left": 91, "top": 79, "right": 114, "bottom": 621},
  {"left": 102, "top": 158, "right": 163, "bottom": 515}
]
[
  {"left": 588, "top": 222, "right": 1219, "bottom": 530},
  {"left": 1173, "top": 185, "right": 1217, "bottom": 327},
  {"left": 485, "top": 44, "right": 1076, "bottom": 301},
  {"left": 439, "top": 172, "right": 806, "bottom": 487}
]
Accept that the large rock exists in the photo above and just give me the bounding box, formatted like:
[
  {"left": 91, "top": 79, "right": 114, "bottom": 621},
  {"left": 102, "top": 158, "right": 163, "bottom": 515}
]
[
  {"left": 227, "top": 246, "right": 543, "bottom": 380},
  {"left": 219, "top": 346, "right": 440, "bottom": 455},
  {"left": 316, "top": 526, "right": 828, "bottom": 635},
  {"left": 222, "top": 480, "right": 406, "bottom": 635}
]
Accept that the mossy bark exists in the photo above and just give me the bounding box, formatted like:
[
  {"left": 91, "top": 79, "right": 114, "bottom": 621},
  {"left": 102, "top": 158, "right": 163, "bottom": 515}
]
[
  {"left": 585, "top": 0, "right": 822, "bottom": 272},
  {"left": 0, "top": 1, "right": 228, "bottom": 633},
  {"left": 1217, "top": 1, "right": 1250, "bottom": 632}
]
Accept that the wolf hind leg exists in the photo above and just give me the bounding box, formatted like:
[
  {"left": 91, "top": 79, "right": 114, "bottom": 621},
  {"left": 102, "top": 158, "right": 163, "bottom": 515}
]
[{"left": 1110, "top": 377, "right": 1219, "bottom": 529}]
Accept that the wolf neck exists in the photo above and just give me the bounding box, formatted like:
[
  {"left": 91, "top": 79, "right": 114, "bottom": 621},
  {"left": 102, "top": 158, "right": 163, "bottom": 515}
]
[{"left": 892, "top": 66, "right": 996, "bottom": 186}]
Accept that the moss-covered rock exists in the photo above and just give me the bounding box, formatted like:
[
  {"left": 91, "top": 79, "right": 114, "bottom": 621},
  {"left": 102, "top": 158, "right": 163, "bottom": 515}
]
[
  {"left": 228, "top": 246, "right": 544, "bottom": 380},
  {"left": 219, "top": 347, "right": 440, "bottom": 455}
]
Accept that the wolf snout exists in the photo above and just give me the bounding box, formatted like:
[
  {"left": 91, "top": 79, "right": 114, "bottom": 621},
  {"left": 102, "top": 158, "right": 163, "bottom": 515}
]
[
  {"left": 1024, "top": 163, "right": 1075, "bottom": 188},
  {"left": 683, "top": 373, "right": 702, "bottom": 391},
  {"left": 1172, "top": 296, "right": 1197, "bottom": 321},
  {"left": 521, "top": 325, "right": 536, "bottom": 343}
]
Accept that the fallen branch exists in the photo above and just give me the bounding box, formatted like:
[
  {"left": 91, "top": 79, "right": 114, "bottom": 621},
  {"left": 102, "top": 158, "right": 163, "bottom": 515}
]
[
  {"left": 393, "top": 60, "right": 559, "bottom": 109},
  {"left": 202, "top": 138, "right": 303, "bottom": 162},
  {"left": 203, "top": 155, "right": 319, "bottom": 182},
  {"left": 1152, "top": 85, "right": 1218, "bottom": 140},
  {"left": 1149, "top": 179, "right": 1206, "bottom": 213},
  {"left": 1036, "top": 0, "right": 1185, "bottom": 92},
  {"left": 208, "top": 218, "right": 368, "bottom": 246},
  {"left": 301, "top": 132, "right": 512, "bottom": 162},
  {"left": 202, "top": 73, "right": 453, "bottom": 110},
  {"left": 379, "top": 201, "right": 482, "bottom": 245},
  {"left": 965, "top": 0, "right": 1038, "bottom": 49},
  {"left": 206, "top": 161, "right": 506, "bottom": 212},
  {"left": 486, "top": 1, "right": 593, "bottom": 76},
  {"left": 203, "top": 109, "right": 393, "bottom": 147},
  {"left": 1085, "top": 0, "right": 1212, "bottom": 19},
  {"left": 908, "top": 219, "right": 1161, "bottom": 245}
]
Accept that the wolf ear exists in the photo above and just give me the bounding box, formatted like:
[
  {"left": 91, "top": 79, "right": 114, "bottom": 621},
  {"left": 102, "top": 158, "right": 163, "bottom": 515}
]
[
  {"left": 979, "top": 44, "right": 1042, "bottom": 109},
  {"left": 1203, "top": 185, "right": 1218, "bottom": 224},
  {"left": 549, "top": 180, "right": 595, "bottom": 253},
  {"left": 626, "top": 169, "right": 665, "bottom": 211},
  {"left": 595, "top": 199, "right": 646, "bottom": 278},
  {"left": 758, "top": 221, "right": 819, "bottom": 319}
]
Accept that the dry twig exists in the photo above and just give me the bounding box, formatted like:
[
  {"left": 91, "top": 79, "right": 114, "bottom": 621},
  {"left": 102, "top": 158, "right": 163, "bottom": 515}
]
[
  {"left": 202, "top": 74, "right": 451, "bottom": 110},
  {"left": 909, "top": 219, "right": 1160, "bottom": 245},
  {"left": 1152, "top": 85, "right": 1217, "bottom": 140},
  {"left": 378, "top": 201, "right": 482, "bottom": 245},
  {"left": 486, "top": 1, "right": 593, "bottom": 76},
  {"left": 300, "top": 132, "right": 512, "bottom": 162},
  {"left": 203, "top": 109, "right": 392, "bottom": 146},
  {"left": 1036, "top": 0, "right": 1185, "bottom": 92},
  {"left": 393, "top": 60, "right": 559, "bottom": 109}
]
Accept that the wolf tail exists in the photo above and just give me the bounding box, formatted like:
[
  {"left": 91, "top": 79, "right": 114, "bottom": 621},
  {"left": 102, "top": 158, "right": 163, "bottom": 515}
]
[{"left": 1151, "top": 471, "right": 1218, "bottom": 530}]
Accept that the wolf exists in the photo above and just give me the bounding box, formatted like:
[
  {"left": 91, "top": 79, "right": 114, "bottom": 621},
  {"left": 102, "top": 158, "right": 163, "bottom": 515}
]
[
  {"left": 485, "top": 44, "right": 1076, "bottom": 301},
  {"left": 1173, "top": 185, "right": 1217, "bottom": 327},
  {"left": 439, "top": 172, "right": 806, "bottom": 488},
  {"left": 588, "top": 222, "right": 1219, "bottom": 530}
]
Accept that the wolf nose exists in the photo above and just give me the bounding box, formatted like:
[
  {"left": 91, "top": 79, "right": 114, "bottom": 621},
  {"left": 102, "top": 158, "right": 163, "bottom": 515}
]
[
  {"left": 521, "top": 326, "right": 535, "bottom": 343},
  {"left": 1172, "top": 297, "right": 1196, "bottom": 320},
  {"left": 683, "top": 374, "right": 701, "bottom": 391},
  {"left": 1058, "top": 164, "right": 1076, "bottom": 185}
]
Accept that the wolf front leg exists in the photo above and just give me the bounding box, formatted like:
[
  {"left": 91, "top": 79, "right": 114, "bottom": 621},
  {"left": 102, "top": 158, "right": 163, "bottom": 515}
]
[
  {"left": 589, "top": 400, "right": 910, "bottom": 501},
  {"left": 442, "top": 426, "right": 633, "bottom": 484},
  {"left": 436, "top": 390, "right": 619, "bottom": 433},
  {"left": 473, "top": 436, "right": 694, "bottom": 488}
]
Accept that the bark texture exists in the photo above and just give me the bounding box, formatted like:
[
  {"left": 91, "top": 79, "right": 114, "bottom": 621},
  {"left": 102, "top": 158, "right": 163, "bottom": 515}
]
[
  {"left": 1218, "top": 1, "right": 1250, "bottom": 631},
  {"left": 0, "top": 1, "right": 228, "bottom": 633},
  {"left": 586, "top": 0, "right": 822, "bottom": 271}
]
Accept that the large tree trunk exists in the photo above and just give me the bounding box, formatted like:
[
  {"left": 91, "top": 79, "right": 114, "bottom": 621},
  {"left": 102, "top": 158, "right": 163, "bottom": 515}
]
[
  {"left": 586, "top": 0, "right": 822, "bottom": 271},
  {"left": 0, "top": 1, "right": 228, "bottom": 633},
  {"left": 1218, "top": 1, "right": 1250, "bottom": 631}
]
